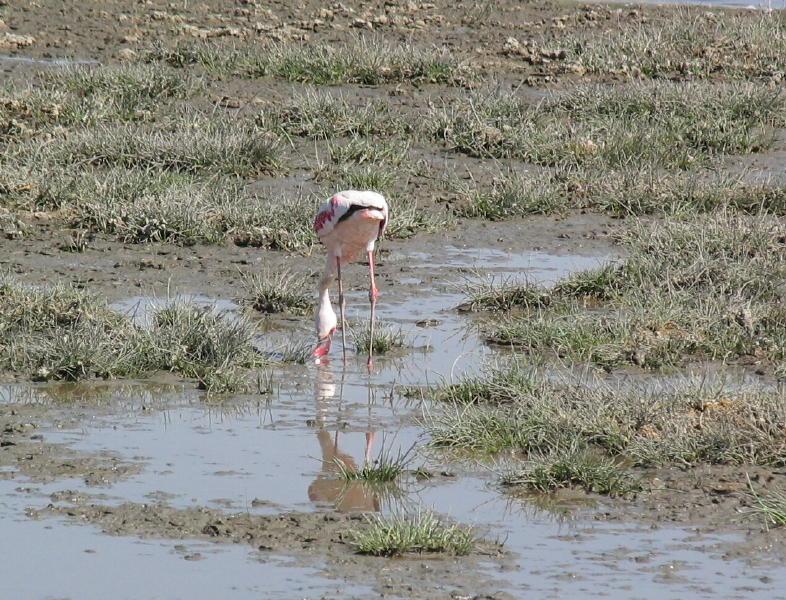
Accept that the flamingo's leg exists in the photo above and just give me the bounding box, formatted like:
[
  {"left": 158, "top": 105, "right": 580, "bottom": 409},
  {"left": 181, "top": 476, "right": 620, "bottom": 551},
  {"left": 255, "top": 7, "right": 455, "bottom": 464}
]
[
  {"left": 365, "top": 431, "right": 375, "bottom": 464},
  {"left": 367, "top": 250, "right": 379, "bottom": 370},
  {"left": 336, "top": 257, "right": 347, "bottom": 363}
]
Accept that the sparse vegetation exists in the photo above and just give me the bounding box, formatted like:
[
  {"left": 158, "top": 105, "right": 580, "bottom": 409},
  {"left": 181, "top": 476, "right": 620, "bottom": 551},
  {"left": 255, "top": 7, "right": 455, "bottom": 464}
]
[
  {"left": 0, "top": 278, "right": 264, "bottom": 385},
  {"left": 335, "top": 444, "right": 413, "bottom": 483},
  {"left": 561, "top": 11, "right": 786, "bottom": 80},
  {"left": 350, "top": 511, "right": 475, "bottom": 556},
  {"left": 4, "top": 3, "right": 786, "bottom": 566},
  {"left": 425, "top": 373, "right": 786, "bottom": 467},
  {"left": 500, "top": 445, "right": 640, "bottom": 496},
  {"left": 147, "top": 38, "right": 473, "bottom": 85},
  {"left": 353, "top": 321, "right": 408, "bottom": 354},
  {"left": 473, "top": 211, "right": 786, "bottom": 369},
  {"left": 746, "top": 477, "right": 786, "bottom": 528},
  {"left": 241, "top": 269, "right": 312, "bottom": 315},
  {"left": 428, "top": 82, "right": 785, "bottom": 168}
]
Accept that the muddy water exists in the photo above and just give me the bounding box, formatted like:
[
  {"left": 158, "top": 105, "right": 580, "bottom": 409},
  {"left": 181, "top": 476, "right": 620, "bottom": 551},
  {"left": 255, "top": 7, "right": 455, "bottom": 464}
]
[
  {"left": 0, "top": 54, "right": 100, "bottom": 66},
  {"left": 0, "top": 498, "right": 362, "bottom": 600},
  {"left": 3, "top": 246, "right": 786, "bottom": 599}
]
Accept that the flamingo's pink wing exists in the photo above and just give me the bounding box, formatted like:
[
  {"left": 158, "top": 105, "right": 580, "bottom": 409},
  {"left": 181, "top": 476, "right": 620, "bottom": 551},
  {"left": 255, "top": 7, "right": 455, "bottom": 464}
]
[{"left": 313, "top": 194, "right": 351, "bottom": 238}]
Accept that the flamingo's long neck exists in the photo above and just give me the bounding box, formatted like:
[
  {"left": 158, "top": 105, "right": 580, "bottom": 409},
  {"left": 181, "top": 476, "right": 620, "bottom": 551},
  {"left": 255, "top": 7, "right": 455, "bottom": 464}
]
[
  {"left": 318, "top": 281, "right": 332, "bottom": 321},
  {"left": 316, "top": 269, "right": 336, "bottom": 337}
]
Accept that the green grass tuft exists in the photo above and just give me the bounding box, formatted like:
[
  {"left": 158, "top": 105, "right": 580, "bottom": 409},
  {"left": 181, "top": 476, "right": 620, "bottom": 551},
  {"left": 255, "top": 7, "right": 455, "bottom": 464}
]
[
  {"left": 147, "top": 37, "right": 472, "bottom": 85},
  {"left": 561, "top": 10, "right": 786, "bottom": 80},
  {"left": 257, "top": 90, "right": 409, "bottom": 139},
  {"left": 241, "top": 269, "right": 312, "bottom": 315},
  {"left": 350, "top": 511, "right": 475, "bottom": 556},
  {"left": 334, "top": 444, "right": 413, "bottom": 483},
  {"left": 353, "top": 321, "right": 407, "bottom": 354},
  {"left": 29, "top": 115, "right": 280, "bottom": 176},
  {"left": 425, "top": 373, "right": 786, "bottom": 467},
  {"left": 500, "top": 444, "right": 640, "bottom": 496},
  {"left": 746, "top": 475, "right": 786, "bottom": 529}
]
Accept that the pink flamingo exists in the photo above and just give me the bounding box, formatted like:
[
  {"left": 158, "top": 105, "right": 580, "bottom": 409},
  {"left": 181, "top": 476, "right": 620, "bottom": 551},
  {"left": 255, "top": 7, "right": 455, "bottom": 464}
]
[{"left": 311, "top": 190, "right": 389, "bottom": 367}]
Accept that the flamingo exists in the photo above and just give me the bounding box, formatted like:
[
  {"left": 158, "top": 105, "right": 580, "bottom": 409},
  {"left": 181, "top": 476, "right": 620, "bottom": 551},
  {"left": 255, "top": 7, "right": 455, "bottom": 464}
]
[{"left": 311, "top": 190, "right": 389, "bottom": 367}]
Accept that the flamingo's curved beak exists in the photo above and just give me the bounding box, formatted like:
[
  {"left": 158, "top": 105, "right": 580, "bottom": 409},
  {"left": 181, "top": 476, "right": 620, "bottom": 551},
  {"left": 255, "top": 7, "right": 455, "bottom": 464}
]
[{"left": 312, "top": 329, "right": 334, "bottom": 363}]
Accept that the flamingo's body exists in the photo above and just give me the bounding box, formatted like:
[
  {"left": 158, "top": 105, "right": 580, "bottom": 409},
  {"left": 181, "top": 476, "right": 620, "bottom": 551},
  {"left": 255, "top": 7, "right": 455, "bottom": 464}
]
[{"left": 312, "top": 190, "right": 388, "bottom": 366}]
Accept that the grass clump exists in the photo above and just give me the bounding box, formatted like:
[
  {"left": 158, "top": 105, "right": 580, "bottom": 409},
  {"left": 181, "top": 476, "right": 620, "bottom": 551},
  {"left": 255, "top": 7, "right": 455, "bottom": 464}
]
[
  {"left": 331, "top": 164, "right": 397, "bottom": 194},
  {"left": 31, "top": 115, "right": 280, "bottom": 176},
  {"left": 460, "top": 274, "right": 553, "bottom": 312},
  {"left": 451, "top": 171, "right": 569, "bottom": 219},
  {"left": 230, "top": 193, "right": 319, "bottom": 251},
  {"left": 314, "top": 138, "right": 412, "bottom": 192},
  {"left": 334, "top": 444, "right": 413, "bottom": 483},
  {"left": 0, "top": 277, "right": 263, "bottom": 385},
  {"left": 257, "top": 90, "right": 408, "bottom": 139},
  {"left": 277, "top": 339, "right": 312, "bottom": 364},
  {"left": 326, "top": 137, "right": 410, "bottom": 168},
  {"left": 0, "top": 64, "right": 198, "bottom": 132},
  {"left": 241, "top": 269, "right": 311, "bottom": 315},
  {"left": 746, "top": 477, "right": 786, "bottom": 529},
  {"left": 38, "top": 64, "right": 198, "bottom": 120},
  {"left": 450, "top": 166, "right": 786, "bottom": 219},
  {"left": 350, "top": 511, "right": 475, "bottom": 556},
  {"left": 487, "top": 309, "right": 631, "bottom": 370},
  {"left": 11, "top": 166, "right": 320, "bottom": 249},
  {"left": 427, "top": 402, "right": 561, "bottom": 454},
  {"left": 501, "top": 444, "right": 640, "bottom": 496},
  {"left": 425, "top": 373, "right": 786, "bottom": 467},
  {"left": 353, "top": 321, "right": 407, "bottom": 354},
  {"left": 33, "top": 168, "right": 251, "bottom": 246},
  {"left": 562, "top": 10, "right": 786, "bottom": 80},
  {"left": 479, "top": 211, "right": 786, "bottom": 369},
  {"left": 148, "top": 302, "right": 260, "bottom": 379},
  {"left": 148, "top": 38, "right": 472, "bottom": 85},
  {"left": 429, "top": 82, "right": 785, "bottom": 169},
  {"left": 426, "top": 361, "right": 538, "bottom": 405},
  {"left": 384, "top": 194, "right": 453, "bottom": 239}
]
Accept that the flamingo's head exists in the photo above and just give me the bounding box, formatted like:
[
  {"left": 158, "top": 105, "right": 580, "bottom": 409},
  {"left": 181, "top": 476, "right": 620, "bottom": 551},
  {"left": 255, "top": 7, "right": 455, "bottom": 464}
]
[{"left": 312, "top": 327, "right": 335, "bottom": 361}]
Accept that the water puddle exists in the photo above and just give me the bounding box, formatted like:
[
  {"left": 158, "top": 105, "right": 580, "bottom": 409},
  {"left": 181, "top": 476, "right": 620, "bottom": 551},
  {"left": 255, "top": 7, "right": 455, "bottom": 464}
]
[
  {"left": 0, "top": 54, "right": 100, "bottom": 67},
  {"left": 2, "top": 244, "right": 785, "bottom": 598},
  {"left": 0, "top": 482, "right": 361, "bottom": 600},
  {"left": 417, "top": 476, "right": 786, "bottom": 599}
]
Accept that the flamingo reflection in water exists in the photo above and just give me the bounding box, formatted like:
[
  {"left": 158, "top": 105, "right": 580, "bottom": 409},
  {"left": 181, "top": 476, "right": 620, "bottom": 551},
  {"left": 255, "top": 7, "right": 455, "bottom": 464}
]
[{"left": 307, "top": 364, "right": 379, "bottom": 512}]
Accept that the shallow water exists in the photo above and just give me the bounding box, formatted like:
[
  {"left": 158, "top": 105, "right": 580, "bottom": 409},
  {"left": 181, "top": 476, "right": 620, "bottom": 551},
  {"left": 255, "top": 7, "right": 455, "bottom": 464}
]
[
  {"left": 0, "top": 54, "right": 100, "bottom": 67},
  {"left": 3, "top": 246, "right": 786, "bottom": 598},
  {"left": 0, "top": 491, "right": 363, "bottom": 600}
]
